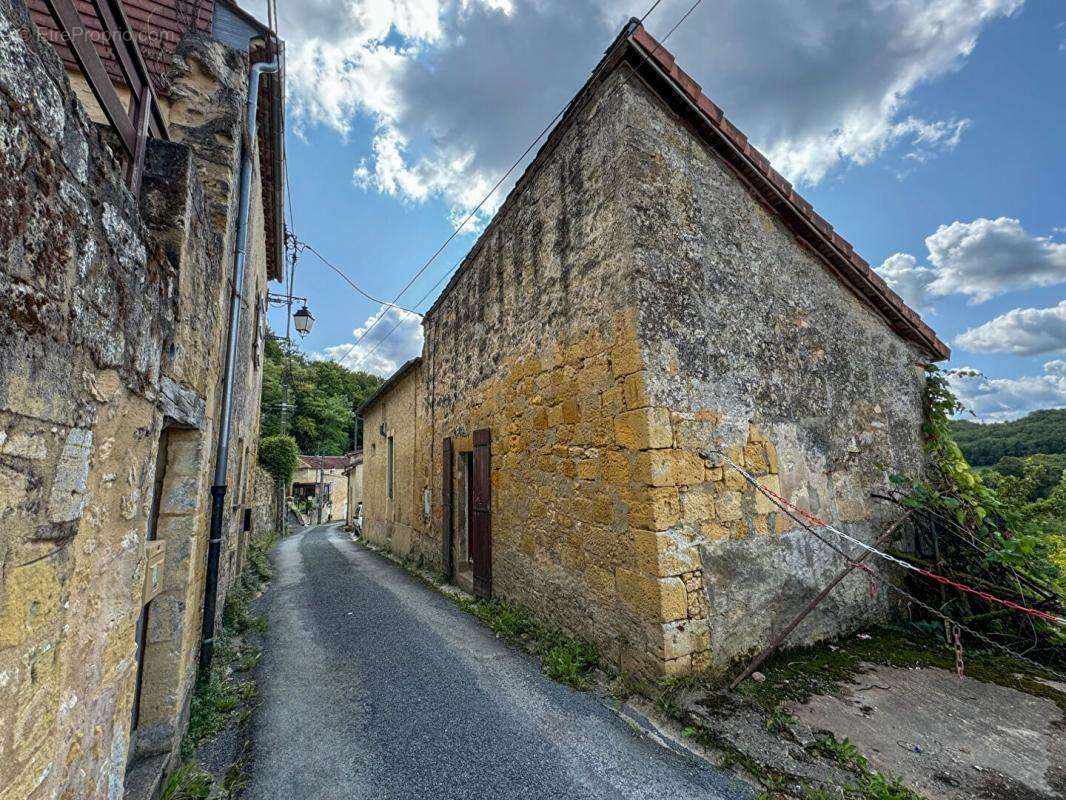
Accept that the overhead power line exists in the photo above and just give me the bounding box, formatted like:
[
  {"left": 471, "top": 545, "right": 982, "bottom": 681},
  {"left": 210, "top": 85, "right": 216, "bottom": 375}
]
[
  {"left": 342, "top": 255, "right": 465, "bottom": 371},
  {"left": 303, "top": 242, "right": 423, "bottom": 316},
  {"left": 331, "top": 0, "right": 688, "bottom": 370}
]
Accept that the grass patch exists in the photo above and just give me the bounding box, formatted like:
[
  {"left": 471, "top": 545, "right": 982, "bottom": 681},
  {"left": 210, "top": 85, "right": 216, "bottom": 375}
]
[
  {"left": 453, "top": 596, "right": 599, "bottom": 689},
  {"left": 539, "top": 633, "right": 599, "bottom": 689},
  {"left": 160, "top": 762, "right": 213, "bottom": 800},
  {"left": 180, "top": 530, "right": 279, "bottom": 763},
  {"left": 809, "top": 734, "right": 868, "bottom": 773}
]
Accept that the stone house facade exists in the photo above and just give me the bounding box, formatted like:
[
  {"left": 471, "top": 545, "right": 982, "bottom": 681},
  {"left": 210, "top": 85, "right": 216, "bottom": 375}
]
[
  {"left": 359, "top": 358, "right": 425, "bottom": 555},
  {"left": 0, "top": 0, "right": 284, "bottom": 797},
  {"left": 359, "top": 21, "right": 948, "bottom": 679},
  {"left": 291, "top": 455, "right": 350, "bottom": 524}
]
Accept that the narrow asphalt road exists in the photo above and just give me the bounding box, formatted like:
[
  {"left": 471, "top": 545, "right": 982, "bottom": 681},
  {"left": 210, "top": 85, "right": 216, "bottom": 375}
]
[{"left": 246, "top": 523, "right": 754, "bottom": 800}]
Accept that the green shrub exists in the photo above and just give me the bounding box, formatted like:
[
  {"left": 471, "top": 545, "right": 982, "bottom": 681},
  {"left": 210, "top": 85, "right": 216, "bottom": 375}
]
[{"left": 258, "top": 434, "right": 299, "bottom": 483}]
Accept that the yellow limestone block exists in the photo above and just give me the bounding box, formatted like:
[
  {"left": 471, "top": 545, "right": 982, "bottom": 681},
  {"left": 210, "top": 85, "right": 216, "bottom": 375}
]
[
  {"left": 601, "top": 450, "right": 630, "bottom": 485},
  {"left": 634, "top": 529, "right": 700, "bottom": 577},
  {"left": 562, "top": 398, "right": 581, "bottom": 424},
  {"left": 755, "top": 474, "right": 782, "bottom": 514},
  {"left": 610, "top": 340, "right": 643, "bottom": 378},
  {"left": 614, "top": 407, "right": 672, "bottom": 450},
  {"left": 626, "top": 486, "right": 681, "bottom": 531},
  {"left": 623, "top": 371, "right": 650, "bottom": 410}
]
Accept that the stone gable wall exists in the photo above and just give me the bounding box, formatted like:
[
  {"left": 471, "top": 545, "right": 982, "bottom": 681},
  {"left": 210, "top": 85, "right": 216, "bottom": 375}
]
[
  {"left": 621, "top": 73, "right": 930, "bottom": 669},
  {"left": 362, "top": 65, "right": 932, "bottom": 676}
]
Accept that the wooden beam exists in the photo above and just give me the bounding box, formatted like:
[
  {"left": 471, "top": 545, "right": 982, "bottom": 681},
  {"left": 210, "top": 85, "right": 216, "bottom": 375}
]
[{"left": 43, "top": 0, "right": 136, "bottom": 155}]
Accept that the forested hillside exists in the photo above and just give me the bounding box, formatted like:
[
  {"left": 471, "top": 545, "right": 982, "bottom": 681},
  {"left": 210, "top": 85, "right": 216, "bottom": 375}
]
[
  {"left": 259, "top": 335, "right": 383, "bottom": 455},
  {"left": 950, "top": 408, "right": 1066, "bottom": 466}
]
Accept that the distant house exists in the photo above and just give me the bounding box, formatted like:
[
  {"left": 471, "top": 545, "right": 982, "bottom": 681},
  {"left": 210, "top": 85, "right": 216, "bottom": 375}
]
[
  {"left": 358, "top": 20, "right": 947, "bottom": 678},
  {"left": 292, "top": 455, "right": 350, "bottom": 524}
]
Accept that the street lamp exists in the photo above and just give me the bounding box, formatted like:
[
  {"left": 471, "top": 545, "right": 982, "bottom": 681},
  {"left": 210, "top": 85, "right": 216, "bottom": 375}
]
[{"left": 293, "top": 304, "right": 315, "bottom": 337}]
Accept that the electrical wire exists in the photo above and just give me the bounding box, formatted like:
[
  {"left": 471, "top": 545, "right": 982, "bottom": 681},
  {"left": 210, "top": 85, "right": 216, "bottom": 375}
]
[
  {"left": 718, "top": 453, "right": 1065, "bottom": 626},
  {"left": 330, "top": 0, "right": 690, "bottom": 369},
  {"left": 303, "top": 242, "right": 422, "bottom": 316},
  {"left": 716, "top": 452, "right": 1066, "bottom": 681},
  {"left": 340, "top": 255, "right": 465, "bottom": 371}
]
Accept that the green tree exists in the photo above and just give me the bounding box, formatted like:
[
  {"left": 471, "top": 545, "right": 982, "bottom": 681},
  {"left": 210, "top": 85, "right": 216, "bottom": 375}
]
[
  {"left": 259, "top": 332, "right": 384, "bottom": 455},
  {"left": 950, "top": 409, "right": 1066, "bottom": 466}
]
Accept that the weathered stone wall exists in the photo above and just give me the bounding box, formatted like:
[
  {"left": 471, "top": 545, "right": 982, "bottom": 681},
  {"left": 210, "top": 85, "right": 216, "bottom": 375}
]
[
  {"left": 0, "top": 4, "right": 274, "bottom": 795},
  {"left": 372, "top": 70, "right": 694, "bottom": 677},
  {"left": 125, "top": 31, "right": 272, "bottom": 768},
  {"left": 620, "top": 73, "right": 930, "bottom": 669},
  {"left": 364, "top": 64, "right": 932, "bottom": 677},
  {"left": 251, "top": 465, "right": 282, "bottom": 538},
  {"left": 345, "top": 460, "right": 363, "bottom": 528},
  {"left": 362, "top": 366, "right": 425, "bottom": 556},
  {"left": 0, "top": 1, "right": 171, "bottom": 795},
  {"left": 165, "top": 31, "right": 270, "bottom": 601}
]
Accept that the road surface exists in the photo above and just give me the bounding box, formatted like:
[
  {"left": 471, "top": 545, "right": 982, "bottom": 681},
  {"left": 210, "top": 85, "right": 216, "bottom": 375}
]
[{"left": 246, "top": 523, "right": 753, "bottom": 799}]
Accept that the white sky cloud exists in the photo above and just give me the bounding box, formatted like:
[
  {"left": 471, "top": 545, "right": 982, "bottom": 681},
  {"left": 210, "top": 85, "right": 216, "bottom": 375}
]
[
  {"left": 877, "top": 217, "right": 1066, "bottom": 306},
  {"left": 877, "top": 252, "right": 938, "bottom": 311},
  {"left": 947, "top": 362, "right": 1066, "bottom": 422},
  {"left": 955, "top": 300, "right": 1066, "bottom": 356},
  {"left": 320, "top": 304, "right": 424, "bottom": 377},
  {"left": 258, "top": 0, "right": 1020, "bottom": 225}
]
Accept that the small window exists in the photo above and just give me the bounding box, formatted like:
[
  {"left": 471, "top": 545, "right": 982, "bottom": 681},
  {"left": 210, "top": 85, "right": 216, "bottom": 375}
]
[{"left": 387, "top": 436, "right": 394, "bottom": 500}]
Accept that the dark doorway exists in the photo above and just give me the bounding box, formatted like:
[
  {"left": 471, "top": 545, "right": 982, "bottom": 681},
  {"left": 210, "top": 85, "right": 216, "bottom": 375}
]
[{"left": 471, "top": 428, "right": 492, "bottom": 598}]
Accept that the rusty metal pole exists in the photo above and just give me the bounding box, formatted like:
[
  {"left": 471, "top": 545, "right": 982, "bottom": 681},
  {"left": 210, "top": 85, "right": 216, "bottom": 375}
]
[{"left": 729, "top": 512, "right": 913, "bottom": 690}]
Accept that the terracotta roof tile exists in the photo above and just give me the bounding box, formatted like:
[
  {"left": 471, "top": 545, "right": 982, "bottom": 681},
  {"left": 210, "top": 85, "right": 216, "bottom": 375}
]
[{"left": 298, "top": 455, "right": 349, "bottom": 471}]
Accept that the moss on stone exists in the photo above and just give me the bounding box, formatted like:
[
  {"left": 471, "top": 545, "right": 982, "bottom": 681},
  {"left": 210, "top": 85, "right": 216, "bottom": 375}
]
[{"left": 736, "top": 623, "right": 1066, "bottom": 714}]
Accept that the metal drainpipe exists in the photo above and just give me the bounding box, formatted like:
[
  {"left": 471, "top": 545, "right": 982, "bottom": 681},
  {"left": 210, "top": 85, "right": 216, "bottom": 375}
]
[{"left": 199, "top": 58, "right": 280, "bottom": 676}]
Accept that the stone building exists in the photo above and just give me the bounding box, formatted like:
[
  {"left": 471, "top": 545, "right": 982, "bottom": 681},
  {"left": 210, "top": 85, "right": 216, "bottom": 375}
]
[
  {"left": 344, "top": 450, "right": 364, "bottom": 530},
  {"left": 0, "top": 0, "right": 284, "bottom": 796},
  {"left": 359, "top": 21, "right": 948, "bottom": 678},
  {"left": 291, "top": 454, "right": 350, "bottom": 524},
  {"left": 359, "top": 357, "right": 425, "bottom": 559}
]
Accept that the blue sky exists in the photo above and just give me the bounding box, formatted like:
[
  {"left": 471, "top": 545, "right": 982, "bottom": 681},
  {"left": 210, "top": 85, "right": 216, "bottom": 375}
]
[{"left": 262, "top": 0, "right": 1066, "bottom": 422}]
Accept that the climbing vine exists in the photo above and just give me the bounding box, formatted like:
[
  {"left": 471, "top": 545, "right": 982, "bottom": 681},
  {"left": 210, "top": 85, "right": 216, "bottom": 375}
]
[{"left": 886, "top": 366, "right": 1064, "bottom": 661}]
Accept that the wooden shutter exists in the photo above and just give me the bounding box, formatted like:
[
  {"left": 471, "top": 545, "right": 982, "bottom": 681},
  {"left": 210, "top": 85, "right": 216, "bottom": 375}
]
[
  {"left": 471, "top": 428, "right": 492, "bottom": 598},
  {"left": 441, "top": 437, "right": 454, "bottom": 579}
]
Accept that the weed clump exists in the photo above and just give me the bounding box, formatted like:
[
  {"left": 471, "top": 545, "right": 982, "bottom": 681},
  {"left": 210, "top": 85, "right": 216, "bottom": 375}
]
[
  {"left": 160, "top": 763, "right": 213, "bottom": 800},
  {"left": 453, "top": 596, "right": 598, "bottom": 689}
]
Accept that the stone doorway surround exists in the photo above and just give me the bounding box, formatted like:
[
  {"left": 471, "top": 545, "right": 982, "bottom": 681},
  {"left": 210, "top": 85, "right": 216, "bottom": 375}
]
[{"left": 126, "top": 426, "right": 209, "bottom": 773}]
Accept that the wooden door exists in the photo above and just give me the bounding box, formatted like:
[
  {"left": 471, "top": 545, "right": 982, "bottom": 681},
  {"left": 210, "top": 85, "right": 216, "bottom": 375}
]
[
  {"left": 471, "top": 428, "right": 492, "bottom": 598},
  {"left": 441, "top": 437, "right": 453, "bottom": 579}
]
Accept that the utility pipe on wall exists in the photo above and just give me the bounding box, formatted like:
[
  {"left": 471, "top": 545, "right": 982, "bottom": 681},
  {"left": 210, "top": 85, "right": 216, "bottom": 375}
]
[{"left": 199, "top": 58, "right": 279, "bottom": 675}]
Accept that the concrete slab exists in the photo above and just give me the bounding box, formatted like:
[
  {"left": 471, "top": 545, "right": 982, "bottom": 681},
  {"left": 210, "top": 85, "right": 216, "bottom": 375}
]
[{"left": 787, "top": 663, "right": 1066, "bottom": 799}]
